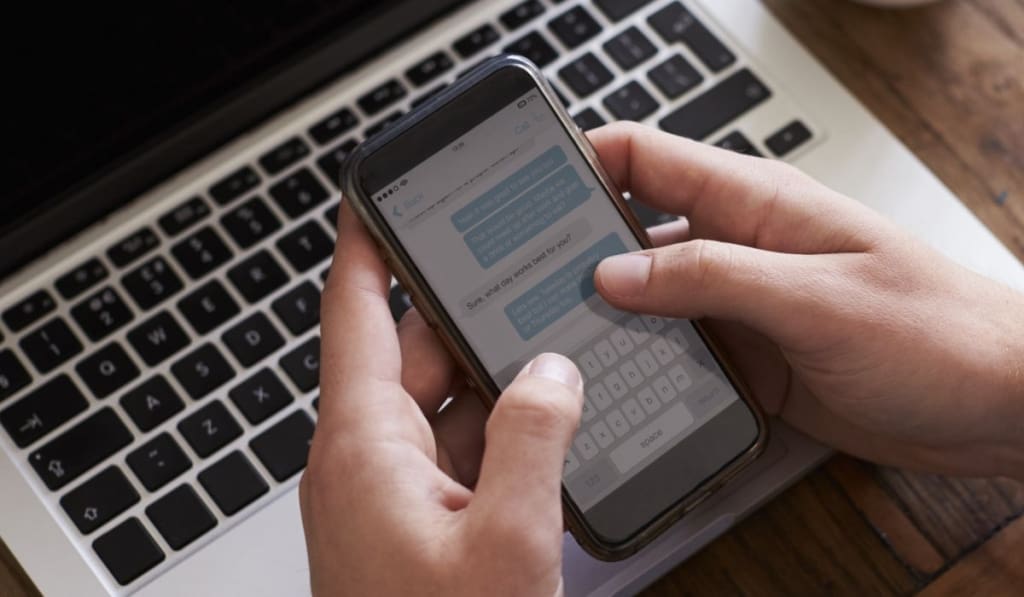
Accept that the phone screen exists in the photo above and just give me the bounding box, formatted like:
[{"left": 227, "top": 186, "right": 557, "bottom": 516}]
[{"left": 357, "top": 66, "right": 759, "bottom": 543}]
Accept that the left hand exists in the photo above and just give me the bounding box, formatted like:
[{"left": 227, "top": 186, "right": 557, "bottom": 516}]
[{"left": 301, "top": 202, "right": 597, "bottom": 596}]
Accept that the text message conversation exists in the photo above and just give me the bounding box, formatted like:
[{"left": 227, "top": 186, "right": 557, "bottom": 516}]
[{"left": 376, "top": 89, "right": 740, "bottom": 511}]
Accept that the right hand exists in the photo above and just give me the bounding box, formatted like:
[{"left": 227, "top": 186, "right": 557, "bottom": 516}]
[{"left": 589, "top": 122, "right": 1024, "bottom": 480}]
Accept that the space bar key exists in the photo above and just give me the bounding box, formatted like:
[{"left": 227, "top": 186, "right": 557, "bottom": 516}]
[{"left": 609, "top": 402, "right": 694, "bottom": 474}]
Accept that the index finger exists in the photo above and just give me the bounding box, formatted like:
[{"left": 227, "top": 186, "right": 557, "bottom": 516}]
[
  {"left": 318, "top": 200, "right": 405, "bottom": 433},
  {"left": 587, "top": 122, "right": 878, "bottom": 253}
]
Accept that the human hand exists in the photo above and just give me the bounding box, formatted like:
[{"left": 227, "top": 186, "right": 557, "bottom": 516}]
[
  {"left": 300, "top": 202, "right": 585, "bottom": 596},
  {"left": 589, "top": 122, "right": 1024, "bottom": 480}
]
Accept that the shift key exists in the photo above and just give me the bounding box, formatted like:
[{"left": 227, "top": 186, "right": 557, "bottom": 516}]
[
  {"left": 609, "top": 402, "right": 693, "bottom": 474},
  {"left": 30, "top": 408, "right": 133, "bottom": 490}
]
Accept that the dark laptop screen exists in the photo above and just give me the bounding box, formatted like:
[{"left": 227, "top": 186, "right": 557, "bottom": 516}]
[{"left": 1, "top": 0, "right": 464, "bottom": 277}]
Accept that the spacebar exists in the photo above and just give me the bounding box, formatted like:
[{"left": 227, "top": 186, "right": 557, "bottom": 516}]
[
  {"left": 610, "top": 402, "right": 694, "bottom": 474},
  {"left": 657, "top": 68, "right": 771, "bottom": 141}
]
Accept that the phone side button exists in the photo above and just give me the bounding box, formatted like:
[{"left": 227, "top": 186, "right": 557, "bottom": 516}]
[{"left": 608, "top": 402, "right": 694, "bottom": 474}]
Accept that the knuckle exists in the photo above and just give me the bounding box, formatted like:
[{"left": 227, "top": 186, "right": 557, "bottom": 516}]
[{"left": 492, "top": 379, "right": 579, "bottom": 434}]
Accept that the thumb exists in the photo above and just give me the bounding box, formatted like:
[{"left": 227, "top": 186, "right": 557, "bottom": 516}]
[
  {"left": 471, "top": 353, "right": 583, "bottom": 533},
  {"left": 594, "top": 239, "right": 839, "bottom": 344}
]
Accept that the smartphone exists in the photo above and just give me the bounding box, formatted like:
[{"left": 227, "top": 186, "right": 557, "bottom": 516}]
[{"left": 342, "top": 56, "right": 766, "bottom": 560}]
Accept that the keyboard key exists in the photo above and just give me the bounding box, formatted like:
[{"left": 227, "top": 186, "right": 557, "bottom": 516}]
[
  {"left": 588, "top": 383, "right": 613, "bottom": 411},
  {"left": 606, "top": 408, "right": 630, "bottom": 437},
  {"left": 658, "top": 69, "right": 770, "bottom": 140},
  {"left": 171, "top": 343, "right": 234, "bottom": 400},
  {"left": 309, "top": 107, "right": 358, "bottom": 146},
  {"left": 573, "top": 108, "right": 607, "bottom": 131},
  {"left": 107, "top": 227, "right": 160, "bottom": 268},
  {"left": 503, "top": 31, "right": 558, "bottom": 68},
  {"left": 591, "top": 421, "right": 614, "bottom": 448},
  {"left": 324, "top": 203, "right": 340, "bottom": 230},
  {"left": 250, "top": 410, "right": 315, "bottom": 482},
  {"left": 603, "top": 81, "right": 659, "bottom": 121},
  {"left": 0, "top": 350, "right": 31, "bottom": 403},
  {"left": 209, "top": 166, "right": 260, "bottom": 206},
  {"left": 603, "top": 26, "right": 657, "bottom": 71},
  {"left": 272, "top": 282, "right": 321, "bottom": 335},
  {"left": 127, "top": 432, "right": 191, "bottom": 492},
  {"left": 765, "top": 120, "right": 812, "bottom": 157},
  {"left": 651, "top": 338, "right": 674, "bottom": 365},
  {"left": 29, "top": 407, "right": 133, "bottom": 490},
  {"left": 594, "top": 0, "right": 654, "bottom": 22},
  {"left": 648, "top": 54, "right": 703, "bottom": 98},
  {"left": 71, "top": 287, "right": 134, "bottom": 342},
  {"left": 222, "top": 313, "right": 285, "bottom": 367},
  {"left": 594, "top": 339, "right": 618, "bottom": 367},
  {"left": 648, "top": 2, "right": 735, "bottom": 72},
  {"left": 227, "top": 251, "right": 288, "bottom": 304},
  {"left": 93, "top": 518, "right": 165, "bottom": 585},
  {"left": 548, "top": 6, "right": 601, "bottom": 49},
  {"left": 1, "top": 374, "right": 87, "bottom": 448},
  {"left": 221, "top": 197, "right": 282, "bottom": 249},
  {"left": 127, "top": 311, "right": 189, "bottom": 366},
  {"left": 3, "top": 290, "right": 56, "bottom": 332},
  {"left": 575, "top": 431, "right": 599, "bottom": 460},
  {"left": 158, "top": 196, "right": 211, "bottom": 237},
  {"left": 387, "top": 285, "right": 413, "bottom": 323},
  {"left": 171, "top": 227, "right": 233, "bottom": 280},
  {"left": 276, "top": 221, "right": 334, "bottom": 273},
  {"left": 578, "top": 351, "right": 602, "bottom": 378},
  {"left": 120, "top": 376, "right": 185, "bottom": 433},
  {"left": 625, "top": 317, "right": 650, "bottom": 344},
  {"left": 620, "top": 360, "right": 643, "bottom": 388},
  {"left": 610, "top": 402, "right": 693, "bottom": 474},
  {"left": 258, "top": 136, "right": 310, "bottom": 176},
  {"left": 146, "top": 484, "right": 217, "bottom": 550},
  {"left": 280, "top": 336, "right": 320, "bottom": 392},
  {"left": 61, "top": 466, "right": 139, "bottom": 534},
  {"left": 405, "top": 51, "right": 454, "bottom": 87},
  {"left": 178, "top": 400, "right": 241, "bottom": 458},
  {"left": 453, "top": 24, "right": 500, "bottom": 58},
  {"left": 269, "top": 168, "right": 330, "bottom": 219},
  {"left": 358, "top": 79, "right": 407, "bottom": 116},
  {"left": 55, "top": 258, "right": 109, "bottom": 300},
  {"left": 177, "top": 280, "right": 240, "bottom": 335},
  {"left": 76, "top": 343, "right": 140, "bottom": 399},
  {"left": 558, "top": 53, "right": 613, "bottom": 99},
  {"left": 199, "top": 451, "right": 268, "bottom": 516},
  {"left": 500, "top": 1, "right": 545, "bottom": 31},
  {"left": 623, "top": 397, "right": 648, "bottom": 426},
  {"left": 666, "top": 326, "right": 689, "bottom": 354},
  {"left": 229, "top": 368, "right": 293, "bottom": 425},
  {"left": 636, "top": 349, "right": 659, "bottom": 376},
  {"left": 364, "top": 111, "right": 405, "bottom": 139},
  {"left": 638, "top": 387, "right": 661, "bottom": 414},
  {"left": 122, "top": 256, "right": 184, "bottom": 310},
  {"left": 715, "top": 130, "right": 762, "bottom": 157},
  {"left": 20, "top": 318, "right": 83, "bottom": 373},
  {"left": 315, "top": 139, "right": 358, "bottom": 190}
]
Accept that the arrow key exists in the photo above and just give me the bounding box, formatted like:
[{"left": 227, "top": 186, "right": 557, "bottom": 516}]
[
  {"left": 60, "top": 466, "right": 139, "bottom": 534},
  {"left": 126, "top": 432, "right": 191, "bottom": 492}
]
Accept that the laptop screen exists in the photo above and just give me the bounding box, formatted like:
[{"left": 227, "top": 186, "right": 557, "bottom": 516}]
[{"left": 1, "top": 0, "right": 464, "bottom": 277}]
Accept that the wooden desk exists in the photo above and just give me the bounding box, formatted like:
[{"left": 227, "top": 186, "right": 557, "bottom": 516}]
[
  {"left": 3, "top": 1, "right": 1022, "bottom": 595},
  {"left": 647, "top": 0, "right": 1024, "bottom": 594}
]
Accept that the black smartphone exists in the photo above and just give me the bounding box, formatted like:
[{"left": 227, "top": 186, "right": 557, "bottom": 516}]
[{"left": 342, "top": 56, "right": 766, "bottom": 560}]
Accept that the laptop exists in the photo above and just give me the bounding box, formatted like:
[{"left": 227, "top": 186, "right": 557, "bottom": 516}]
[{"left": 2, "top": 0, "right": 1022, "bottom": 595}]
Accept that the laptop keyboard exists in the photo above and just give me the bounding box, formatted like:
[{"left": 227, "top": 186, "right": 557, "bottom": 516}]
[{"left": 0, "top": 0, "right": 817, "bottom": 589}]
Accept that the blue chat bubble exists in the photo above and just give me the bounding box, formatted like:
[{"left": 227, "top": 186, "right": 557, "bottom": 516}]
[
  {"left": 504, "top": 233, "right": 626, "bottom": 341},
  {"left": 451, "top": 145, "right": 569, "bottom": 233},
  {"left": 463, "top": 164, "right": 593, "bottom": 268}
]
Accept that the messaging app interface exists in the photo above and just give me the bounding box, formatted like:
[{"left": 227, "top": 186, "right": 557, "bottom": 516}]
[{"left": 377, "top": 90, "right": 740, "bottom": 512}]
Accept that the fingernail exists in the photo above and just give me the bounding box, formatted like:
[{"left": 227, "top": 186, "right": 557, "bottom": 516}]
[
  {"left": 597, "top": 254, "right": 651, "bottom": 298},
  {"left": 528, "top": 353, "right": 581, "bottom": 389}
]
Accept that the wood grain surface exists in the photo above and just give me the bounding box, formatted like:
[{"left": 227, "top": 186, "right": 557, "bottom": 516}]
[
  {"left": 646, "top": 0, "right": 1024, "bottom": 594},
  {"left": 3, "top": 1, "right": 1022, "bottom": 596}
]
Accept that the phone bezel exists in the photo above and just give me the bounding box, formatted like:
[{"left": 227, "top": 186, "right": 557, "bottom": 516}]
[{"left": 342, "top": 55, "right": 768, "bottom": 561}]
